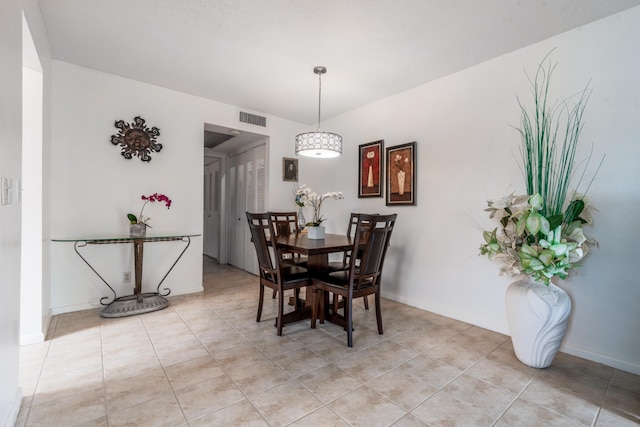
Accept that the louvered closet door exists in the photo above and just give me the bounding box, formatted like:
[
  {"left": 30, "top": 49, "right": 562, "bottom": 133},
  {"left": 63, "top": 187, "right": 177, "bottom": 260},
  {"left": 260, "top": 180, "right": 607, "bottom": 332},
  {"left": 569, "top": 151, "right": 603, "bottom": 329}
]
[
  {"left": 228, "top": 144, "right": 265, "bottom": 274},
  {"left": 203, "top": 159, "right": 220, "bottom": 259}
]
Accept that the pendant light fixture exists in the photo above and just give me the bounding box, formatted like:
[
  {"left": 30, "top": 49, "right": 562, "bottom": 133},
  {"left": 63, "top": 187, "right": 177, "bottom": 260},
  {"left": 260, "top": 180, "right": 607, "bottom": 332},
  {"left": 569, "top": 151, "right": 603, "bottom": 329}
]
[{"left": 295, "top": 66, "right": 343, "bottom": 158}]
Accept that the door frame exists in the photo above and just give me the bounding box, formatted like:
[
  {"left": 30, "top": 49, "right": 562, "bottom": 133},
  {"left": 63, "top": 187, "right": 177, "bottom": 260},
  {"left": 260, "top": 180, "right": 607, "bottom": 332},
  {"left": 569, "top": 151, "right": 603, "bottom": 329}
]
[{"left": 204, "top": 149, "right": 228, "bottom": 264}]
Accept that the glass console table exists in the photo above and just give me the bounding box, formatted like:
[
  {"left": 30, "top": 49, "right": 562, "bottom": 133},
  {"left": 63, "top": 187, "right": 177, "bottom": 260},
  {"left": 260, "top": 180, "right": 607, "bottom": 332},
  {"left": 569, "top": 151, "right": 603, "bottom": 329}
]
[{"left": 52, "top": 234, "right": 199, "bottom": 318}]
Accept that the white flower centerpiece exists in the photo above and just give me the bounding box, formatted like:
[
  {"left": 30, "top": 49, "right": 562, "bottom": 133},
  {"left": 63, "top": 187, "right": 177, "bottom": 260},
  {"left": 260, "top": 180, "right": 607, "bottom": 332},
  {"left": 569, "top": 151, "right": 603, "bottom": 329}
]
[
  {"left": 479, "top": 52, "right": 602, "bottom": 368},
  {"left": 294, "top": 185, "right": 344, "bottom": 239}
]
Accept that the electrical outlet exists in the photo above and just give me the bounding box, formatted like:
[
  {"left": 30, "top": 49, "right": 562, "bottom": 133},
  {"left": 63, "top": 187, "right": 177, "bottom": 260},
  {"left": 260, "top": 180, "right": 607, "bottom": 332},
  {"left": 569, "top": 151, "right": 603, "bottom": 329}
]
[{"left": 123, "top": 272, "right": 131, "bottom": 283}]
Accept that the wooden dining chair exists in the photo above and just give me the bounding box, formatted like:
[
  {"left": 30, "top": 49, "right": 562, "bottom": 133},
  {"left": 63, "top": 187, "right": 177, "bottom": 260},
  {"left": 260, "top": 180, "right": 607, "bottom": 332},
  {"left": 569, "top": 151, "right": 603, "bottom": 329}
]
[
  {"left": 246, "top": 212, "right": 311, "bottom": 336},
  {"left": 269, "top": 211, "right": 307, "bottom": 265},
  {"left": 310, "top": 213, "right": 397, "bottom": 347},
  {"left": 328, "top": 212, "right": 375, "bottom": 310},
  {"left": 269, "top": 211, "right": 308, "bottom": 299}
]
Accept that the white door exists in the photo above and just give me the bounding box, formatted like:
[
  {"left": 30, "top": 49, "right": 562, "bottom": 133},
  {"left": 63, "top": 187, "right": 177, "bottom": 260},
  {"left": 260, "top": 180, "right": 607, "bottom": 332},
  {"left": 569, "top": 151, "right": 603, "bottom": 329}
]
[
  {"left": 229, "top": 152, "right": 246, "bottom": 269},
  {"left": 228, "top": 144, "right": 266, "bottom": 274},
  {"left": 203, "top": 159, "right": 220, "bottom": 259}
]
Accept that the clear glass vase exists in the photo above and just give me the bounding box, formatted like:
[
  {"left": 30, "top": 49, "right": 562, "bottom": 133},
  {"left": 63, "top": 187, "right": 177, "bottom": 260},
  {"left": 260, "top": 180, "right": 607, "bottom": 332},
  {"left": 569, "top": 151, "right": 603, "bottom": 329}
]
[
  {"left": 130, "top": 223, "right": 147, "bottom": 237},
  {"left": 297, "top": 206, "right": 306, "bottom": 231}
]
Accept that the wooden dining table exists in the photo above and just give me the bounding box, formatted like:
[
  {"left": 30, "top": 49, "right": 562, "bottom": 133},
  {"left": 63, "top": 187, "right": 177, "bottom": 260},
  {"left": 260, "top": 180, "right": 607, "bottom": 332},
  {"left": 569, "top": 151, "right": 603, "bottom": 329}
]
[
  {"left": 275, "top": 232, "right": 354, "bottom": 328},
  {"left": 275, "top": 232, "right": 353, "bottom": 273}
]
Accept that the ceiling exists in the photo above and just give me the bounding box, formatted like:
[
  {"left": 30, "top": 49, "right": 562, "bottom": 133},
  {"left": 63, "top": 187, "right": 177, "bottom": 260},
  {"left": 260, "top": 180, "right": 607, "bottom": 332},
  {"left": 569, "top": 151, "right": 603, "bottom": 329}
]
[{"left": 38, "top": 0, "right": 640, "bottom": 125}]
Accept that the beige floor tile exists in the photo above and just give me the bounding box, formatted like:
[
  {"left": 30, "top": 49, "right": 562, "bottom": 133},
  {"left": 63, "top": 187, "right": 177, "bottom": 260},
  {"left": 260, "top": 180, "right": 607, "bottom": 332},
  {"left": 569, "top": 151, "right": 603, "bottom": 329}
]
[
  {"left": 306, "top": 335, "right": 362, "bottom": 362},
  {"left": 108, "top": 392, "right": 186, "bottom": 427},
  {"left": 188, "top": 399, "right": 269, "bottom": 427},
  {"left": 467, "top": 349, "right": 536, "bottom": 394},
  {"left": 288, "top": 406, "right": 349, "bottom": 426},
  {"left": 595, "top": 408, "right": 640, "bottom": 426},
  {"left": 392, "top": 413, "right": 431, "bottom": 426},
  {"left": 252, "top": 334, "right": 304, "bottom": 358},
  {"left": 212, "top": 341, "right": 269, "bottom": 369},
  {"left": 388, "top": 325, "right": 460, "bottom": 353},
  {"left": 103, "top": 348, "right": 164, "bottom": 382},
  {"left": 154, "top": 336, "right": 209, "bottom": 367},
  {"left": 225, "top": 358, "right": 292, "bottom": 396},
  {"left": 47, "top": 330, "right": 101, "bottom": 356},
  {"left": 495, "top": 398, "right": 585, "bottom": 427},
  {"left": 249, "top": 379, "right": 323, "bottom": 426},
  {"left": 286, "top": 322, "right": 335, "bottom": 346},
  {"left": 522, "top": 375, "right": 602, "bottom": 424},
  {"left": 200, "top": 327, "right": 250, "bottom": 352},
  {"left": 425, "top": 335, "right": 494, "bottom": 370},
  {"left": 271, "top": 347, "right": 328, "bottom": 377},
  {"left": 328, "top": 385, "right": 407, "bottom": 426},
  {"left": 28, "top": 388, "right": 106, "bottom": 427},
  {"left": 603, "top": 370, "right": 640, "bottom": 418},
  {"left": 106, "top": 370, "right": 172, "bottom": 411},
  {"left": 19, "top": 341, "right": 50, "bottom": 364},
  {"left": 536, "top": 362, "right": 610, "bottom": 402},
  {"left": 40, "top": 351, "right": 103, "bottom": 378},
  {"left": 297, "top": 364, "right": 363, "bottom": 404},
  {"left": 338, "top": 340, "right": 418, "bottom": 382},
  {"left": 75, "top": 416, "right": 108, "bottom": 427},
  {"left": 17, "top": 258, "right": 639, "bottom": 427},
  {"left": 174, "top": 374, "right": 245, "bottom": 420},
  {"left": 164, "top": 355, "right": 224, "bottom": 391},
  {"left": 33, "top": 368, "right": 104, "bottom": 405},
  {"left": 101, "top": 335, "right": 155, "bottom": 360},
  {"left": 552, "top": 351, "right": 615, "bottom": 381},
  {"left": 411, "top": 374, "right": 515, "bottom": 426},
  {"left": 368, "top": 354, "right": 461, "bottom": 410},
  {"left": 19, "top": 358, "right": 45, "bottom": 395}
]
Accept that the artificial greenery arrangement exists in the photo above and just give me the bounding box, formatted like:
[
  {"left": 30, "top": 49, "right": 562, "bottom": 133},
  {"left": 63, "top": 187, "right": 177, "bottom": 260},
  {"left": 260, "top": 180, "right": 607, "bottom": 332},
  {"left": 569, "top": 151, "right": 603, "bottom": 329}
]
[{"left": 480, "top": 52, "right": 601, "bottom": 285}]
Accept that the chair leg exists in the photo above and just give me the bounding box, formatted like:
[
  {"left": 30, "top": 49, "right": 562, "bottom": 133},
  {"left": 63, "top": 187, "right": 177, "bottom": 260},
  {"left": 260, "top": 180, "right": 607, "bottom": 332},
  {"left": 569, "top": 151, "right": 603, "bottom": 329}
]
[
  {"left": 257, "top": 284, "right": 265, "bottom": 322},
  {"left": 310, "top": 287, "right": 318, "bottom": 329},
  {"left": 363, "top": 295, "right": 369, "bottom": 310},
  {"left": 272, "top": 289, "right": 277, "bottom": 299},
  {"left": 276, "top": 287, "right": 284, "bottom": 336},
  {"left": 346, "top": 294, "right": 353, "bottom": 347},
  {"left": 375, "top": 291, "right": 383, "bottom": 335},
  {"left": 321, "top": 291, "right": 329, "bottom": 324}
]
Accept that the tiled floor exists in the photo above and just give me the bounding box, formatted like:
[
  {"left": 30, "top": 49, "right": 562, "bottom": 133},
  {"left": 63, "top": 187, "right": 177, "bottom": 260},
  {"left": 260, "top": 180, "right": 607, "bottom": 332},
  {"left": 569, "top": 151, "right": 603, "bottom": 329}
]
[{"left": 17, "top": 257, "right": 640, "bottom": 426}]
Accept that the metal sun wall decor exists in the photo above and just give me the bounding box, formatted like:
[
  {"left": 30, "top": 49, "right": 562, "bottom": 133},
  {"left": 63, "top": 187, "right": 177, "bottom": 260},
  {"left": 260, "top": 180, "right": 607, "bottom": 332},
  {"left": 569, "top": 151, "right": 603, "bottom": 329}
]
[{"left": 110, "top": 116, "right": 162, "bottom": 162}]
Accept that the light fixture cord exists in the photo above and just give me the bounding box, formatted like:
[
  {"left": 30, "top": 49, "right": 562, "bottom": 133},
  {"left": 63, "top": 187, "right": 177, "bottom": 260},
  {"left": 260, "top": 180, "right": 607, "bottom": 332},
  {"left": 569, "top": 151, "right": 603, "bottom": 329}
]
[{"left": 317, "top": 72, "right": 322, "bottom": 131}]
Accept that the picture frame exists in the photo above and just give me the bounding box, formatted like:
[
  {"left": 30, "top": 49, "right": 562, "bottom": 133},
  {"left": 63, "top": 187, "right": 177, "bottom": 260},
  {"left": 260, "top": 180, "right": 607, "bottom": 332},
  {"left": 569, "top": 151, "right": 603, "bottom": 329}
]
[
  {"left": 282, "top": 157, "right": 298, "bottom": 182},
  {"left": 358, "top": 140, "right": 384, "bottom": 198},
  {"left": 386, "top": 142, "right": 416, "bottom": 206}
]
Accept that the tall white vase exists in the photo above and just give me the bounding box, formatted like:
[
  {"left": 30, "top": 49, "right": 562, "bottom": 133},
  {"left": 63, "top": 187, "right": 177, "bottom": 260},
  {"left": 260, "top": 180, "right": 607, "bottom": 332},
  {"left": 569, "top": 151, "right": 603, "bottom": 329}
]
[
  {"left": 505, "top": 279, "right": 571, "bottom": 368},
  {"left": 397, "top": 170, "right": 405, "bottom": 195}
]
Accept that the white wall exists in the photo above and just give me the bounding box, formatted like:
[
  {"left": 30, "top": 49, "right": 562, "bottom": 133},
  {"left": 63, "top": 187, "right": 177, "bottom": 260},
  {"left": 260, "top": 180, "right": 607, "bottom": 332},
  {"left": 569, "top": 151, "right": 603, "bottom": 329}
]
[
  {"left": 303, "top": 7, "right": 640, "bottom": 374},
  {"left": 21, "top": 12, "right": 45, "bottom": 346},
  {"left": 21, "top": 0, "right": 54, "bottom": 348},
  {"left": 49, "top": 61, "right": 304, "bottom": 314},
  {"left": 47, "top": 5, "right": 640, "bottom": 376},
  {"left": 0, "top": 0, "right": 23, "bottom": 424}
]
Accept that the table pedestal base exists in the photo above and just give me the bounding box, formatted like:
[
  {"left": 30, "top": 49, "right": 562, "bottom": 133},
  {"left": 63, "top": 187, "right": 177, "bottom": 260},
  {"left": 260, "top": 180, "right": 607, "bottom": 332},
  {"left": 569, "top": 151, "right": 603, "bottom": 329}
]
[{"left": 100, "top": 293, "right": 169, "bottom": 318}]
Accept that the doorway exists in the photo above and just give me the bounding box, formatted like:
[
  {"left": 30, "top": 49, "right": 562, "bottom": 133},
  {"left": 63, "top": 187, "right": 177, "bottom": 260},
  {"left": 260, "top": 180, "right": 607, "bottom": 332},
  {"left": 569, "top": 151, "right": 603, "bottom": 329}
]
[
  {"left": 203, "top": 155, "right": 222, "bottom": 261},
  {"left": 202, "top": 124, "right": 268, "bottom": 275}
]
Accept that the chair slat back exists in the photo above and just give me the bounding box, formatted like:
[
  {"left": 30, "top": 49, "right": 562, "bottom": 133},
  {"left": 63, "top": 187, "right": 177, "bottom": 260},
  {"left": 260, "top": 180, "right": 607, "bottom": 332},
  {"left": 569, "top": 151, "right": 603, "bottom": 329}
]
[
  {"left": 351, "top": 214, "right": 397, "bottom": 283},
  {"left": 246, "top": 212, "right": 278, "bottom": 281},
  {"left": 345, "top": 212, "right": 376, "bottom": 264},
  {"left": 269, "top": 212, "right": 300, "bottom": 236}
]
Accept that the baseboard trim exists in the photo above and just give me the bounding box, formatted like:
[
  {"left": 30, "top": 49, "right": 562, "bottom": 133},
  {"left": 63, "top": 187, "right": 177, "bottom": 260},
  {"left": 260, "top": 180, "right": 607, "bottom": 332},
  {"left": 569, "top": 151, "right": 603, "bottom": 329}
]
[{"left": 560, "top": 344, "right": 640, "bottom": 375}]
